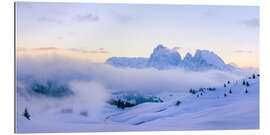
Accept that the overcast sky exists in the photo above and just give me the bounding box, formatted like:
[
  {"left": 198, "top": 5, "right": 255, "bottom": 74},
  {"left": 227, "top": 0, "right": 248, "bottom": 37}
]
[{"left": 16, "top": 2, "right": 259, "bottom": 68}]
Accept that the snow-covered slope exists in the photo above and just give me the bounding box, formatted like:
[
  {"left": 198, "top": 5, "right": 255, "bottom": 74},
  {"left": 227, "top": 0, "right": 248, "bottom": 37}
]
[
  {"left": 16, "top": 74, "right": 259, "bottom": 132},
  {"left": 104, "top": 74, "right": 259, "bottom": 129},
  {"left": 106, "top": 44, "right": 236, "bottom": 71}
]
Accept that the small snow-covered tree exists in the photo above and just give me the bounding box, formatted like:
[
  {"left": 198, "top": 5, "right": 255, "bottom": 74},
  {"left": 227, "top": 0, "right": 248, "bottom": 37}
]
[
  {"left": 224, "top": 93, "right": 227, "bottom": 97},
  {"left": 229, "top": 89, "right": 232, "bottom": 94},
  {"left": 224, "top": 83, "right": 226, "bottom": 87},
  {"left": 243, "top": 80, "right": 246, "bottom": 85}
]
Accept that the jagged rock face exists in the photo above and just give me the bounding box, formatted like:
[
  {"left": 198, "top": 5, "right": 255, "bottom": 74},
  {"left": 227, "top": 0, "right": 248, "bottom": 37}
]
[
  {"left": 147, "top": 44, "right": 182, "bottom": 69},
  {"left": 182, "top": 50, "right": 223, "bottom": 71},
  {"left": 106, "top": 44, "right": 235, "bottom": 71}
]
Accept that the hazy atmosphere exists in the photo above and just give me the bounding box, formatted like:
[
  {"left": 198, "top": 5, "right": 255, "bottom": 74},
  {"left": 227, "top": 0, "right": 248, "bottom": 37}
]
[
  {"left": 16, "top": 2, "right": 259, "bottom": 68},
  {"left": 16, "top": 2, "right": 259, "bottom": 133}
]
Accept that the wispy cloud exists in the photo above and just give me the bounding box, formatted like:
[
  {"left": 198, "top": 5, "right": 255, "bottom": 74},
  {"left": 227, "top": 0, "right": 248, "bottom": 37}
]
[
  {"left": 19, "top": 47, "right": 110, "bottom": 54},
  {"left": 241, "top": 18, "right": 259, "bottom": 28},
  {"left": 37, "top": 16, "right": 63, "bottom": 24},
  {"left": 172, "top": 46, "right": 183, "bottom": 51},
  {"left": 203, "top": 8, "right": 219, "bottom": 17},
  {"left": 116, "top": 14, "right": 132, "bottom": 23},
  {"left": 73, "top": 13, "right": 99, "bottom": 22},
  {"left": 234, "top": 50, "right": 252, "bottom": 53},
  {"left": 67, "top": 48, "right": 109, "bottom": 54}
]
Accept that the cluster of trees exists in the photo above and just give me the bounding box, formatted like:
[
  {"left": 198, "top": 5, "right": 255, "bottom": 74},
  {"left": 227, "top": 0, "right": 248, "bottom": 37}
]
[
  {"left": 189, "top": 87, "right": 217, "bottom": 98},
  {"left": 108, "top": 99, "right": 136, "bottom": 109},
  {"left": 189, "top": 89, "right": 196, "bottom": 94},
  {"left": 190, "top": 73, "right": 258, "bottom": 99},
  {"left": 242, "top": 80, "right": 250, "bottom": 87},
  {"left": 190, "top": 88, "right": 211, "bottom": 95},
  {"left": 207, "top": 88, "right": 216, "bottom": 91},
  {"left": 248, "top": 73, "right": 259, "bottom": 79}
]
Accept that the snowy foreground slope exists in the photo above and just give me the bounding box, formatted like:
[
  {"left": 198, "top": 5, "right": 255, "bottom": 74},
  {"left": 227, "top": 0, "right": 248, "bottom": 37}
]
[{"left": 16, "top": 75, "right": 259, "bottom": 133}]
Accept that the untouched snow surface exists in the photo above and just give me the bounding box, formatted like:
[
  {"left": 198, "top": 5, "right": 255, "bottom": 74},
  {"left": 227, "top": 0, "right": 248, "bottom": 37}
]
[{"left": 16, "top": 75, "right": 259, "bottom": 133}]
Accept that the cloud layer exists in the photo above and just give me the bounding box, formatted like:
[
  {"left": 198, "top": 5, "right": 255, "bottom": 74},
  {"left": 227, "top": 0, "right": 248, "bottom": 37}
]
[
  {"left": 16, "top": 54, "right": 254, "bottom": 118},
  {"left": 17, "top": 54, "right": 246, "bottom": 96}
]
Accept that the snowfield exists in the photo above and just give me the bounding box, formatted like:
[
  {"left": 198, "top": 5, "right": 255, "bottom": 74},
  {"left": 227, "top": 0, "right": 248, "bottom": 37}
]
[{"left": 16, "top": 74, "right": 259, "bottom": 133}]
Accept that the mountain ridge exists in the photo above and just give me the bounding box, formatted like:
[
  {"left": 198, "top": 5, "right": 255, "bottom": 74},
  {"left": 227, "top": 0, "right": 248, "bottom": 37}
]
[{"left": 106, "top": 44, "right": 236, "bottom": 71}]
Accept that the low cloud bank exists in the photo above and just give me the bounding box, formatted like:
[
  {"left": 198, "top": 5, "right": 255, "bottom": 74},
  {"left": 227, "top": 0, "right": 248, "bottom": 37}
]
[{"left": 16, "top": 54, "right": 252, "bottom": 115}]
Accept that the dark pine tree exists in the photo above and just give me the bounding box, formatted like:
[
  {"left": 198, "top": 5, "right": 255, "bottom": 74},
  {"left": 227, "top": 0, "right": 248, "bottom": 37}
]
[
  {"left": 253, "top": 74, "right": 256, "bottom": 79},
  {"left": 23, "top": 108, "right": 31, "bottom": 120},
  {"left": 227, "top": 81, "right": 230, "bottom": 84},
  {"left": 243, "top": 80, "right": 246, "bottom": 85},
  {"left": 229, "top": 89, "right": 232, "bottom": 94},
  {"left": 224, "top": 93, "right": 227, "bottom": 97},
  {"left": 175, "top": 101, "right": 181, "bottom": 106},
  {"left": 224, "top": 83, "right": 226, "bottom": 87},
  {"left": 245, "top": 89, "right": 248, "bottom": 94},
  {"left": 246, "top": 81, "right": 250, "bottom": 87},
  {"left": 189, "top": 89, "right": 194, "bottom": 94}
]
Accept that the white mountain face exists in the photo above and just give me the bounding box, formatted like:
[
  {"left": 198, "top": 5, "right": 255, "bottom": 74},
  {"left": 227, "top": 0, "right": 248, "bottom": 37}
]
[
  {"left": 147, "top": 44, "right": 182, "bottom": 69},
  {"left": 106, "top": 44, "right": 236, "bottom": 71},
  {"left": 182, "top": 49, "right": 235, "bottom": 71}
]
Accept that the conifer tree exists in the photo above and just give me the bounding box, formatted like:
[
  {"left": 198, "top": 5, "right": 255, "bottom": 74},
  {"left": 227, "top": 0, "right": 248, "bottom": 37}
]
[
  {"left": 253, "top": 74, "right": 256, "bottom": 79},
  {"left": 229, "top": 89, "right": 232, "bottom": 94},
  {"left": 23, "top": 108, "right": 31, "bottom": 120},
  {"left": 189, "top": 89, "right": 193, "bottom": 94},
  {"left": 175, "top": 101, "right": 181, "bottom": 106},
  {"left": 246, "top": 81, "right": 250, "bottom": 87}
]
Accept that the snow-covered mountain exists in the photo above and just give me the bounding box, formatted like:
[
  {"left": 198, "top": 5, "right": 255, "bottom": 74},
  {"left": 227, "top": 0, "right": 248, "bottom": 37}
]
[
  {"left": 106, "top": 44, "right": 236, "bottom": 71},
  {"left": 147, "top": 44, "right": 182, "bottom": 69},
  {"left": 182, "top": 49, "right": 235, "bottom": 71}
]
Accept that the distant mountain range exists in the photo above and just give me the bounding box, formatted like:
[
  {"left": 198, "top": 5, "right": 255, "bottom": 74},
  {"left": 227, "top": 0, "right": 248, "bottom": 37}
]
[{"left": 106, "top": 44, "right": 236, "bottom": 71}]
